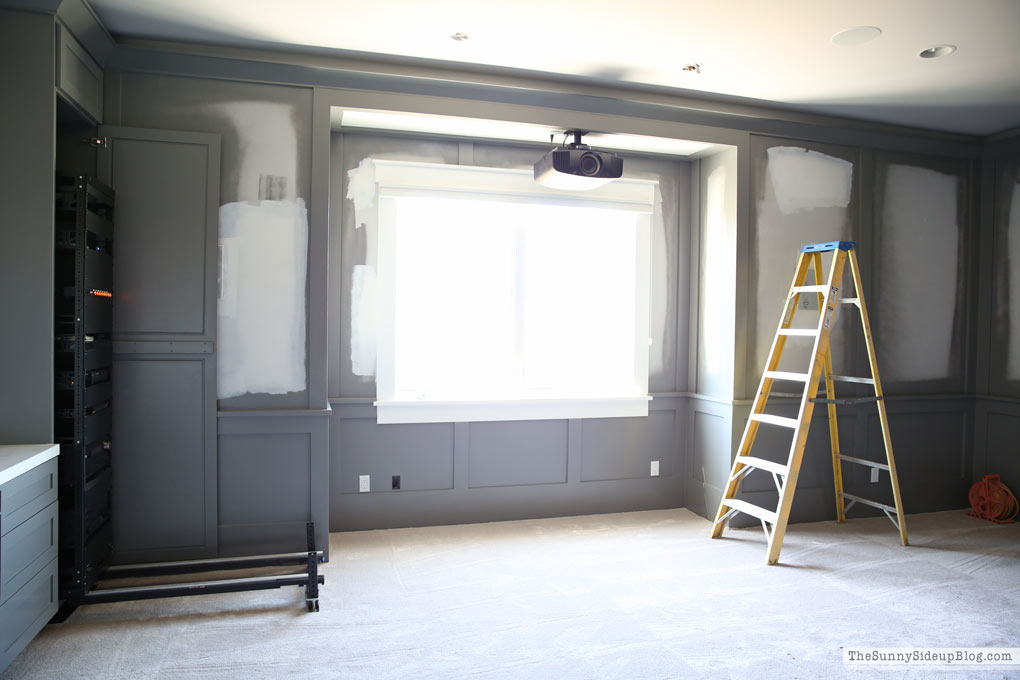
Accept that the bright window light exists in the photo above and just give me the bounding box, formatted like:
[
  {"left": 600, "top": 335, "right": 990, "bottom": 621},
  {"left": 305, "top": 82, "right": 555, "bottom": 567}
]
[{"left": 371, "top": 160, "right": 655, "bottom": 424}]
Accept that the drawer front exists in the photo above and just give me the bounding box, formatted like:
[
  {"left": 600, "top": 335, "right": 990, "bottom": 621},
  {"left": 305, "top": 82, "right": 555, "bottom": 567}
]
[
  {"left": 0, "top": 458, "right": 58, "bottom": 535},
  {"left": 0, "top": 557, "right": 57, "bottom": 673},
  {"left": 1, "top": 501, "right": 58, "bottom": 605}
]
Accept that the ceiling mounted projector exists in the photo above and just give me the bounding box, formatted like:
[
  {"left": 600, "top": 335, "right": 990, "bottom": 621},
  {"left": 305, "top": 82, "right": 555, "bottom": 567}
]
[{"left": 533, "top": 129, "right": 623, "bottom": 190}]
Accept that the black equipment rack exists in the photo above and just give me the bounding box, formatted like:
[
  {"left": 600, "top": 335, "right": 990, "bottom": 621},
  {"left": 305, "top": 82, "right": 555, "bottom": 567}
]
[
  {"left": 54, "top": 174, "right": 116, "bottom": 604},
  {"left": 53, "top": 176, "right": 323, "bottom": 620}
]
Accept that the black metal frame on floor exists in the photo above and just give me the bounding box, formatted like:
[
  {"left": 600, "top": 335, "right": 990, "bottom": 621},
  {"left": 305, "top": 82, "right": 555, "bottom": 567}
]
[{"left": 53, "top": 522, "right": 324, "bottom": 620}]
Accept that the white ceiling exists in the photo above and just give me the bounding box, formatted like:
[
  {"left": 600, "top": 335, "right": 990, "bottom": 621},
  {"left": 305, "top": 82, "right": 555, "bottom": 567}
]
[{"left": 89, "top": 0, "right": 1020, "bottom": 136}]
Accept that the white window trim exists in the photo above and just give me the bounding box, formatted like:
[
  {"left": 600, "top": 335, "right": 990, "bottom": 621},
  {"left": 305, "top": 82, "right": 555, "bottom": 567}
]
[{"left": 369, "top": 159, "right": 656, "bottom": 424}]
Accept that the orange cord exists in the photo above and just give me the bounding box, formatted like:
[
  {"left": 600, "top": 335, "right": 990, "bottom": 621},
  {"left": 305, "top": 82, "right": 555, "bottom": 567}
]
[{"left": 968, "top": 475, "right": 1018, "bottom": 524}]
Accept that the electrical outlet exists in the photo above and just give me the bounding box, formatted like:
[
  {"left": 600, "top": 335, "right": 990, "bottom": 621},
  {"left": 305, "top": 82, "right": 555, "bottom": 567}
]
[
  {"left": 650, "top": 460, "right": 660, "bottom": 477},
  {"left": 870, "top": 468, "right": 879, "bottom": 483},
  {"left": 392, "top": 475, "right": 401, "bottom": 490},
  {"left": 359, "top": 475, "right": 370, "bottom": 492}
]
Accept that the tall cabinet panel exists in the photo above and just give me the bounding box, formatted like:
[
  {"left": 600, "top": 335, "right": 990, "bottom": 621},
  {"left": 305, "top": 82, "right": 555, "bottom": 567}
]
[{"left": 98, "top": 126, "right": 222, "bottom": 562}]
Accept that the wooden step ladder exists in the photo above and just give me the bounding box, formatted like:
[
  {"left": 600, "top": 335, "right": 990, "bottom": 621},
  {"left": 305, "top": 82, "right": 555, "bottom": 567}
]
[{"left": 710, "top": 240, "right": 907, "bottom": 564}]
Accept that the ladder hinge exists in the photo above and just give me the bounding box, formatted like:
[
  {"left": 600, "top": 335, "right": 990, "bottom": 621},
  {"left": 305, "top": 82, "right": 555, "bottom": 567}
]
[{"left": 84, "top": 136, "right": 108, "bottom": 149}]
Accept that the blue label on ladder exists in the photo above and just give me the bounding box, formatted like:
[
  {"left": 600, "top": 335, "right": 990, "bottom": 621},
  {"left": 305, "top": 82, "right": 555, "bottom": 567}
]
[{"left": 800, "top": 241, "right": 857, "bottom": 253}]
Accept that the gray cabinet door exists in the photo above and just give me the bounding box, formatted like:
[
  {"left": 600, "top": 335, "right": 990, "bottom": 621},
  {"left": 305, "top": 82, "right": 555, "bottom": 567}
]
[{"left": 99, "top": 126, "right": 221, "bottom": 562}]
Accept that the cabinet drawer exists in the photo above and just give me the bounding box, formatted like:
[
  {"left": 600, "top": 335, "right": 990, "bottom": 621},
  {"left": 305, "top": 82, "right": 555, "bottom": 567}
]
[
  {"left": 1, "top": 501, "right": 58, "bottom": 604},
  {"left": 0, "top": 558, "right": 57, "bottom": 672},
  {"left": 56, "top": 22, "right": 103, "bottom": 123},
  {"left": 0, "top": 458, "right": 57, "bottom": 536}
]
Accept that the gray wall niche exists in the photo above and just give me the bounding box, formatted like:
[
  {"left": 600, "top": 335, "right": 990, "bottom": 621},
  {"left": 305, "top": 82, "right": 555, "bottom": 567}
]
[
  {"left": 103, "top": 70, "right": 329, "bottom": 556},
  {"left": 328, "top": 131, "right": 692, "bottom": 530},
  {"left": 974, "top": 152, "right": 1020, "bottom": 499},
  {"left": 721, "top": 133, "right": 978, "bottom": 528}
]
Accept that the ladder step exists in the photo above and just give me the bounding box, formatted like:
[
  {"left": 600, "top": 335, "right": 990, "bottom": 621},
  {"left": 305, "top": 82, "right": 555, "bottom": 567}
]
[
  {"left": 838, "top": 455, "right": 890, "bottom": 471},
  {"left": 749, "top": 413, "right": 799, "bottom": 429},
  {"left": 734, "top": 456, "right": 789, "bottom": 476},
  {"left": 810, "top": 395, "right": 883, "bottom": 406},
  {"left": 830, "top": 375, "right": 875, "bottom": 385},
  {"left": 778, "top": 328, "right": 819, "bottom": 336},
  {"left": 722, "top": 498, "right": 778, "bottom": 525},
  {"left": 841, "top": 492, "right": 897, "bottom": 514},
  {"left": 791, "top": 285, "right": 829, "bottom": 295},
  {"left": 770, "top": 392, "right": 803, "bottom": 399},
  {"left": 764, "top": 371, "right": 810, "bottom": 382},
  {"left": 839, "top": 297, "right": 860, "bottom": 306}
]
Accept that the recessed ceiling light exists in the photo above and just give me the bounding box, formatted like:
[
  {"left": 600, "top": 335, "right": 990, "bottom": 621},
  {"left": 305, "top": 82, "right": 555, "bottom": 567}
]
[
  {"left": 830, "top": 26, "right": 882, "bottom": 47},
  {"left": 450, "top": 32, "right": 469, "bottom": 42},
  {"left": 919, "top": 44, "right": 956, "bottom": 59}
]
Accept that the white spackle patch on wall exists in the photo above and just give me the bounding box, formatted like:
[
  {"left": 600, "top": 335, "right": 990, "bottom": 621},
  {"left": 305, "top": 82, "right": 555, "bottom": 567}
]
[
  {"left": 754, "top": 146, "right": 853, "bottom": 382},
  {"left": 346, "top": 154, "right": 448, "bottom": 379},
  {"left": 1007, "top": 181, "right": 1020, "bottom": 379},
  {"left": 698, "top": 158, "right": 735, "bottom": 396},
  {"left": 767, "top": 146, "right": 853, "bottom": 215},
  {"left": 647, "top": 181, "right": 667, "bottom": 376},
  {"left": 350, "top": 264, "right": 377, "bottom": 378},
  {"left": 204, "top": 101, "right": 298, "bottom": 203},
  {"left": 204, "top": 100, "right": 308, "bottom": 398},
  {"left": 217, "top": 200, "right": 308, "bottom": 398},
  {"left": 347, "top": 158, "right": 379, "bottom": 377},
  {"left": 877, "top": 164, "right": 959, "bottom": 382}
]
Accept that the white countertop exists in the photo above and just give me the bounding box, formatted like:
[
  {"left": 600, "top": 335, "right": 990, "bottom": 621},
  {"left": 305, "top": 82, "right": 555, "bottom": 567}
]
[{"left": 0, "top": 444, "right": 60, "bottom": 488}]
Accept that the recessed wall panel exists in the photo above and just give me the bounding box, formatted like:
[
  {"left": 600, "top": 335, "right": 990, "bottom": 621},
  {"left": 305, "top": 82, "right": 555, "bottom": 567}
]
[
  {"left": 873, "top": 155, "right": 966, "bottom": 389},
  {"left": 468, "top": 420, "right": 568, "bottom": 488},
  {"left": 985, "top": 412, "right": 1020, "bottom": 491},
  {"left": 218, "top": 433, "right": 310, "bottom": 525},
  {"left": 692, "top": 410, "right": 728, "bottom": 487},
  {"left": 112, "top": 359, "right": 207, "bottom": 553},
  {"left": 749, "top": 138, "right": 857, "bottom": 388},
  {"left": 337, "top": 419, "right": 454, "bottom": 493},
  {"left": 109, "top": 139, "right": 210, "bottom": 336},
  {"left": 581, "top": 410, "right": 675, "bottom": 482}
]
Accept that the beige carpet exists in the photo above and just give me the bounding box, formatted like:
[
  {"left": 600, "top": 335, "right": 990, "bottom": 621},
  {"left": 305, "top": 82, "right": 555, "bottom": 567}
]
[{"left": 3, "top": 508, "right": 1018, "bottom": 679}]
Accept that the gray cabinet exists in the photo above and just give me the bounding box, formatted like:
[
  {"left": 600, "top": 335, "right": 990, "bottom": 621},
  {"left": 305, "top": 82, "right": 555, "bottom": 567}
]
[
  {"left": 55, "top": 22, "right": 103, "bottom": 123},
  {"left": 98, "top": 126, "right": 222, "bottom": 563},
  {"left": 0, "top": 451, "right": 59, "bottom": 673}
]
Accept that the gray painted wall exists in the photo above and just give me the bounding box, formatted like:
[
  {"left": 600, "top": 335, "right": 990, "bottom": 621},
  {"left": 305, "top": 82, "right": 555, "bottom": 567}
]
[
  {"left": 330, "top": 399, "right": 685, "bottom": 531},
  {"left": 974, "top": 149, "right": 1020, "bottom": 497},
  {"left": 328, "top": 131, "right": 693, "bottom": 530},
  {"left": 0, "top": 9, "right": 55, "bottom": 444},
  {"left": 2, "top": 3, "right": 1015, "bottom": 555},
  {"left": 712, "top": 134, "right": 980, "bottom": 528},
  {"left": 104, "top": 71, "right": 315, "bottom": 411}
]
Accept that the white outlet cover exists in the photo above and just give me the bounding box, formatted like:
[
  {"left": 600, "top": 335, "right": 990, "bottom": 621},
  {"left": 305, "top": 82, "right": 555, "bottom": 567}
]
[
  {"left": 870, "top": 468, "right": 880, "bottom": 483},
  {"left": 359, "top": 474, "right": 370, "bottom": 492},
  {"left": 651, "top": 460, "right": 660, "bottom": 476}
]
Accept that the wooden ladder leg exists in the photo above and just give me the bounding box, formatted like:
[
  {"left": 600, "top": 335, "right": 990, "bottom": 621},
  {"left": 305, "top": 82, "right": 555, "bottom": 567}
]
[
  {"left": 765, "top": 250, "right": 847, "bottom": 564},
  {"left": 711, "top": 252, "right": 813, "bottom": 538},
  {"left": 822, "top": 348, "right": 846, "bottom": 522},
  {"left": 847, "top": 249, "right": 908, "bottom": 546},
  {"left": 812, "top": 254, "right": 846, "bottom": 523}
]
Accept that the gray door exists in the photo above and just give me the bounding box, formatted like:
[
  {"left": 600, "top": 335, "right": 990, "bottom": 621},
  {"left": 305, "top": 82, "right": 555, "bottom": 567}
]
[{"left": 98, "top": 126, "right": 221, "bottom": 563}]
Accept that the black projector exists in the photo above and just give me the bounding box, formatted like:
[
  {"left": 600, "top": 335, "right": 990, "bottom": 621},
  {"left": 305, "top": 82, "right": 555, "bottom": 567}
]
[{"left": 533, "top": 130, "right": 623, "bottom": 189}]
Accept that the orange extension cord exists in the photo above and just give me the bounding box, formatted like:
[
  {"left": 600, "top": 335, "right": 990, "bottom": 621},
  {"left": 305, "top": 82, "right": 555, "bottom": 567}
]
[{"left": 968, "top": 475, "right": 1018, "bottom": 524}]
